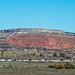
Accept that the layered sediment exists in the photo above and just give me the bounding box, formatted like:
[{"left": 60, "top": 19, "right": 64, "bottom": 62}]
[{"left": 9, "top": 34, "right": 75, "bottom": 49}]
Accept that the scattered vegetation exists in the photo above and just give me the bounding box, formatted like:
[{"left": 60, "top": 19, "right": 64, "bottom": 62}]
[
  {"left": 47, "top": 62, "right": 75, "bottom": 69},
  {"left": 0, "top": 62, "right": 75, "bottom": 75},
  {"left": 53, "top": 52, "right": 58, "bottom": 57},
  {"left": 66, "top": 56, "right": 71, "bottom": 59},
  {"left": 60, "top": 53, "right": 65, "bottom": 58}
]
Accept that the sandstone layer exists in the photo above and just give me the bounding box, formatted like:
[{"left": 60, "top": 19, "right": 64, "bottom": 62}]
[
  {"left": 9, "top": 34, "right": 75, "bottom": 49},
  {"left": 0, "top": 29, "right": 64, "bottom": 33}
]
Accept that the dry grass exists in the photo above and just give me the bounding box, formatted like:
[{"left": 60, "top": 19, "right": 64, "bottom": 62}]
[
  {"left": 0, "top": 51, "right": 51, "bottom": 59},
  {"left": 0, "top": 62, "right": 75, "bottom": 75}
]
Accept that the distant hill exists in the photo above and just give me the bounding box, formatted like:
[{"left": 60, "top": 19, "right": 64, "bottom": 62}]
[{"left": 0, "top": 28, "right": 75, "bottom": 50}]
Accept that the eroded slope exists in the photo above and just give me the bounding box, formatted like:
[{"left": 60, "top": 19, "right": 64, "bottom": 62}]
[{"left": 9, "top": 34, "right": 75, "bottom": 49}]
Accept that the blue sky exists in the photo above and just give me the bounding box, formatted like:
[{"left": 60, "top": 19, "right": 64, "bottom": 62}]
[{"left": 0, "top": 0, "right": 75, "bottom": 33}]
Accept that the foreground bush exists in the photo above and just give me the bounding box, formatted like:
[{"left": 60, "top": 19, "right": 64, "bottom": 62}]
[
  {"left": 64, "top": 62, "right": 73, "bottom": 69},
  {"left": 47, "top": 65, "right": 54, "bottom": 68},
  {"left": 47, "top": 62, "right": 75, "bottom": 69}
]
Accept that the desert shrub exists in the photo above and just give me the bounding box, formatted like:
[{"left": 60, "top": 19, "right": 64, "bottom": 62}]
[
  {"left": 53, "top": 64, "right": 59, "bottom": 69},
  {"left": 13, "top": 52, "right": 15, "bottom": 54},
  {"left": 53, "top": 53, "right": 57, "bottom": 57},
  {"left": 47, "top": 63, "right": 75, "bottom": 69},
  {"left": 35, "top": 66, "right": 38, "bottom": 68},
  {"left": 47, "top": 65, "right": 54, "bottom": 68},
  {"left": 8, "top": 65, "right": 13, "bottom": 69},
  {"left": 60, "top": 53, "right": 65, "bottom": 58},
  {"left": 31, "top": 61, "right": 38, "bottom": 63},
  {"left": 58, "top": 64, "right": 65, "bottom": 69},
  {"left": 39, "top": 53, "right": 44, "bottom": 57},
  {"left": 30, "top": 53, "right": 35, "bottom": 56},
  {"left": 53, "top": 64, "right": 66, "bottom": 69},
  {"left": 38, "top": 61, "right": 45, "bottom": 63},
  {"left": 3, "top": 65, "right": 6, "bottom": 68},
  {"left": 73, "top": 65, "right": 75, "bottom": 69},
  {"left": 66, "top": 56, "right": 71, "bottom": 59},
  {"left": 23, "top": 55, "right": 26, "bottom": 57},
  {"left": 64, "top": 62, "right": 73, "bottom": 69},
  {"left": 49, "top": 61, "right": 53, "bottom": 63}
]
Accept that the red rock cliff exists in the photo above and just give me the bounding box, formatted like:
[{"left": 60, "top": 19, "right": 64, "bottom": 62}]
[{"left": 9, "top": 34, "right": 75, "bottom": 49}]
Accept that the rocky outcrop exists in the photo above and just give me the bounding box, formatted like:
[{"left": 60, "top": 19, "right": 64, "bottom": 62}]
[
  {"left": 0, "top": 29, "right": 75, "bottom": 36},
  {"left": 0, "top": 29, "right": 64, "bottom": 33},
  {"left": 9, "top": 34, "right": 75, "bottom": 49}
]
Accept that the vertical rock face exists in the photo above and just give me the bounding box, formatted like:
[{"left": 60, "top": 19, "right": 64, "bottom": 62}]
[
  {"left": 9, "top": 34, "right": 75, "bottom": 49},
  {"left": 0, "top": 29, "right": 64, "bottom": 33}
]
